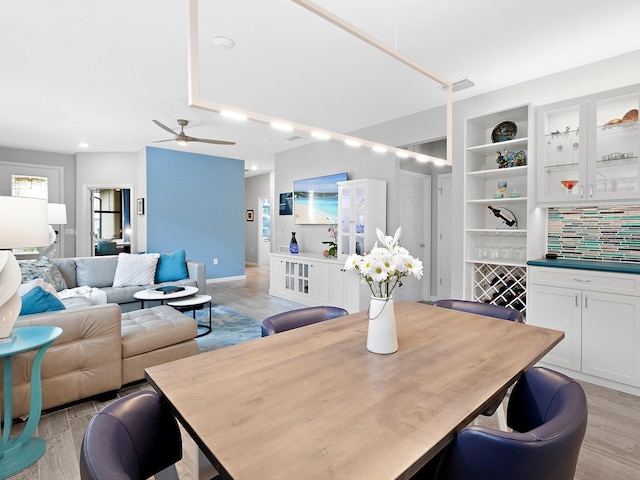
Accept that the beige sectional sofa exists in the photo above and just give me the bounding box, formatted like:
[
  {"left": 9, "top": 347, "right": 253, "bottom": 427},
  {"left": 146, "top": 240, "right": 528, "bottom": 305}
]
[
  {"left": 2, "top": 254, "right": 207, "bottom": 419},
  {"left": 4, "top": 303, "right": 198, "bottom": 419}
]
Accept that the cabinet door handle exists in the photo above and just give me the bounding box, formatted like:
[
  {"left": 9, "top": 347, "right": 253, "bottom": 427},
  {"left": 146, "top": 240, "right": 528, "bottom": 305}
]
[
  {"left": 584, "top": 295, "right": 589, "bottom": 308},
  {"left": 573, "top": 278, "right": 591, "bottom": 283},
  {"left": 579, "top": 185, "right": 584, "bottom": 198},
  {"left": 575, "top": 294, "right": 579, "bottom": 307},
  {"left": 589, "top": 185, "right": 593, "bottom": 197}
]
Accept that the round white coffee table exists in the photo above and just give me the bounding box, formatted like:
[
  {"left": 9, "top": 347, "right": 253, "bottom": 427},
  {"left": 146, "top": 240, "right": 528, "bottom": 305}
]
[
  {"left": 133, "top": 285, "right": 199, "bottom": 309},
  {"left": 167, "top": 294, "right": 212, "bottom": 338}
]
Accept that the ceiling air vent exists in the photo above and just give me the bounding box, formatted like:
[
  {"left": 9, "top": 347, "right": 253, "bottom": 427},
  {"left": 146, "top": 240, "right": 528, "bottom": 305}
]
[{"left": 439, "top": 78, "right": 475, "bottom": 93}]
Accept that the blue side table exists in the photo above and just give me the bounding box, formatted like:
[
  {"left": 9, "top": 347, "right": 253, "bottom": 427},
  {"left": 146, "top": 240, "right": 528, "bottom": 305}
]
[{"left": 0, "top": 326, "right": 62, "bottom": 477}]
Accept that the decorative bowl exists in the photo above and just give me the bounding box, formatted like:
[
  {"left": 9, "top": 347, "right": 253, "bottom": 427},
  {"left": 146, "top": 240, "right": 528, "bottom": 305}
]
[
  {"left": 622, "top": 109, "right": 638, "bottom": 122},
  {"left": 491, "top": 121, "right": 517, "bottom": 142}
]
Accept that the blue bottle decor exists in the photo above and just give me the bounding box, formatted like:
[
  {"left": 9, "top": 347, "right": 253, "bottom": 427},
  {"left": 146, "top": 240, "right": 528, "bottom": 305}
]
[{"left": 290, "top": 232, "right": 299, "bottom": 254}]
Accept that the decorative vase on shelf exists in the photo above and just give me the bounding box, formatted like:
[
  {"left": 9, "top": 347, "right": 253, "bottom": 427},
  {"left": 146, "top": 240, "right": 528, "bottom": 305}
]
[
  {"left": 289, "top": 232, "right": 299, "bottom": 254},
  {"left": 367, "top": 296, "right": 398, "bottom": 354}
]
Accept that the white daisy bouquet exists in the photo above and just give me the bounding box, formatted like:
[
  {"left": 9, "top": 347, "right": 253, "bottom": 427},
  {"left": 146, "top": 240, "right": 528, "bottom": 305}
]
[{"left": 344, "top": 227, "right": 423, "bottom": 298}]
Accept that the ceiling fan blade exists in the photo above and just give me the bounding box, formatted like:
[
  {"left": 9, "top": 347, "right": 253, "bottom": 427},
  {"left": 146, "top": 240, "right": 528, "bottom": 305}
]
[
  {"left": 151, "top": 139, "right": 175, "bottom": 143},
  {"left": 153, "top": 120, "right": 178, "bottom": 136},
  {"left": 186, "top": 135, "right": 236, "bottom": 146}
]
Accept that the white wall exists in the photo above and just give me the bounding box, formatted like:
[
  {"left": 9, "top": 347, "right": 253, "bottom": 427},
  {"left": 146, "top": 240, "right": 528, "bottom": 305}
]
[
  {"left": 449, "top": 50, "right": 640, "bottom": 297},
  {"left": 76, "top": 152, "right": 139, "bottom": 256},
  {"left": 274, "top": 141, "right": 398, "bottom": 255},
  {"left": 272, "top": 49, "right": 640, "bottom": 299}
]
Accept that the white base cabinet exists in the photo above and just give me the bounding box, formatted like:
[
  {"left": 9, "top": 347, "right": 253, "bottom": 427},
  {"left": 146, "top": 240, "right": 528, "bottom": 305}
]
[
  {"left": 269, "top": 253, "right": 368, "bottom": 314},
  {"left": 528, "top": 266, "right": 640, "bottom": 393}
]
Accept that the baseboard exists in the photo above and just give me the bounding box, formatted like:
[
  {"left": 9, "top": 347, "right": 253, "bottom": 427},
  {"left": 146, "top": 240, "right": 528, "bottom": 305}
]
[{"left": 206, "top": 275, "right": 246, "bottom": 284}]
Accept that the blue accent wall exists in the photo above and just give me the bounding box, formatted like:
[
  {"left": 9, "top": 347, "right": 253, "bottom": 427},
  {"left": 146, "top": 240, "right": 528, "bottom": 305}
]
[{"left": 146, "top": 147, "right": 245, "bottom": 279}]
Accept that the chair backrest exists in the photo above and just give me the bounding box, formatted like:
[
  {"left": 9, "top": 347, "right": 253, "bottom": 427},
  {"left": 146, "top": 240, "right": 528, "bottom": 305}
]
[
  {"left": 433, "top": 298, "right": 524, "bottom": 323},
  {"left": 96, "top": 240, "right": 117, "bottom": 256},
  {"left": 261, "top": 306, "right": 349, "bottom": 336},
  {"left": 80, "top": 390, "right": 182, "bottom": 480},
  {"left": 434, "top": 367, "right": 588, "bottom": 480}
]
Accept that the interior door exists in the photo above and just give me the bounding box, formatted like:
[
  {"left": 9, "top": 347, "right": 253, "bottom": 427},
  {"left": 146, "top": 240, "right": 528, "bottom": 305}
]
[{"left": 395, "top": 172, "right": 430, "bottom": 302}]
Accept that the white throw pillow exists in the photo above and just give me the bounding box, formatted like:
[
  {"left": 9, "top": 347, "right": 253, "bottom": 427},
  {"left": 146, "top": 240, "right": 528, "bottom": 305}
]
[
  {"left": 18, "top": 278, "right": 60, "bottom": 298},
  {"left": 112, "top": 253, "right": 160, "bottom": 287}
]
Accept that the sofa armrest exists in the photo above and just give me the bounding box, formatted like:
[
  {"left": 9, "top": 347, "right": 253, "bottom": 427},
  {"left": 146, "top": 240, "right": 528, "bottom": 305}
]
[
  {"left": 187, "top": 260, "right": 206, "bottom": 295},
  {"left": 2, "top": 304, "right": 123, "bottom": 419}
]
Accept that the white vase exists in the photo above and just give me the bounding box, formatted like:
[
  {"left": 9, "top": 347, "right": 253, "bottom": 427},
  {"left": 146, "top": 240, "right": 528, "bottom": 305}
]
[{"left": 367, "top": 296, "right": 398, "bottom": 354}]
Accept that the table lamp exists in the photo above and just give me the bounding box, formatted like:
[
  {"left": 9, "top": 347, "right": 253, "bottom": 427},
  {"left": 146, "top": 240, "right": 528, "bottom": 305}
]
[
  {"left": 0, "top": 196, "right": 49, "bottom": 340},
  {"left": 38, "top": 203, "right": 67, "bottom": 258}
]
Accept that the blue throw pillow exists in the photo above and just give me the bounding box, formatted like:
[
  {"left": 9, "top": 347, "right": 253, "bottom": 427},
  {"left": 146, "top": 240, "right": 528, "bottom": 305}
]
[
  {"left": 155, "top": 250, "right": 188, "bottom": 283},
  {"left": 20, "top": 286, "right": 66, "bottom": 316}
]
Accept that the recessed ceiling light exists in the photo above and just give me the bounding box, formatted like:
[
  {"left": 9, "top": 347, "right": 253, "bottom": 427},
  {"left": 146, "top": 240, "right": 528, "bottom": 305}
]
[
  {"left": 396, "top": 150, "right": 409, "bottom": 158},
  {"left": 416, "top": 155, "right": 429, "bottom": 163},
  {"left": 345, "top": 139, "right": 361, "bottom": 147},
  {"left": 250, "top": 165, "right": 258, "bottom": 171},
  {"left": 211, "top": 36, "right": 235, "bottom": 50},
  {"left": 78, "top": 142, "right": 89, "bottom": 149},
  {"left": 373, "top": 146, "right": 387, "bottom": 153}
]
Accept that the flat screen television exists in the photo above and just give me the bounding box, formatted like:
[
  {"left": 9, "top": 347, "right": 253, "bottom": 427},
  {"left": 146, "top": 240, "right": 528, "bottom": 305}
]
[{"left": 293, "top": 172, "right": 347, "bottom": 224}]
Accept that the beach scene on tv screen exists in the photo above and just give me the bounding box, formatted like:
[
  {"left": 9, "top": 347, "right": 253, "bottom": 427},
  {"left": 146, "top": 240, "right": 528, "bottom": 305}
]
[{"left": 294, "top": 172, "right": 347, "bottom": 224}]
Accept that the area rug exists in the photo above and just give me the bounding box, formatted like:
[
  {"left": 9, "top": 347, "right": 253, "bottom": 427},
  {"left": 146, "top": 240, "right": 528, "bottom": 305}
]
[{"left": 194, "top": 304, "right": 262, "bottom": 353}]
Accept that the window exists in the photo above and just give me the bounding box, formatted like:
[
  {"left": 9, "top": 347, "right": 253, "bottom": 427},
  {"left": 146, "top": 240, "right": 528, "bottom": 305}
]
[
  {"left": 10, "top": 175, "right": 49, "bottom": 253},
  {"left": 11, "top": 174, "right": 48, "bottom": 200}
]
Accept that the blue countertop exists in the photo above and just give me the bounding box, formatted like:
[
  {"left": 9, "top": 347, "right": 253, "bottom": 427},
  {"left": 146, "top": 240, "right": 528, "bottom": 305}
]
[{"left": 527, "top": 258, "right": 640, "bottom": 275}]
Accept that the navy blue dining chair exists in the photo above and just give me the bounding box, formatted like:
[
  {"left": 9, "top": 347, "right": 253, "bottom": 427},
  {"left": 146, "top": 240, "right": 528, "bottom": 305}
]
[
  {"left": 261, "top": 305, "right": 349, "bottom": 336},
  {"left": 80, "top": 390, "right": 197, "bottom": 480},
  {"left": 414, "top": 367, "right": 588, "bottom": 480}
]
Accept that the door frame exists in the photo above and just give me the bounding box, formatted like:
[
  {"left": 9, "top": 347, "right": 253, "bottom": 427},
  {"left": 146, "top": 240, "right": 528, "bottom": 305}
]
[
  {"left": 437, "top": 173, "right": 453, "bottom": 301},
  {"left": 79, "top": 183, "right": 134, "bottom": 257}
]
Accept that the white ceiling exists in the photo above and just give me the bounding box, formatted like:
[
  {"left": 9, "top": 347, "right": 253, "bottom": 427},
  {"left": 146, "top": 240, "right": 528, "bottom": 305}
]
[{"left": 2, "top": 0, "right": 640, "bottom": 176}]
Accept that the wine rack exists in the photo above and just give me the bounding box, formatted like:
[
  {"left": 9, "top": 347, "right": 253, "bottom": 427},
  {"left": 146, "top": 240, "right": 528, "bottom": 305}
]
[{"left": 473, "top": 263, "right": 527, "bottom": 316}]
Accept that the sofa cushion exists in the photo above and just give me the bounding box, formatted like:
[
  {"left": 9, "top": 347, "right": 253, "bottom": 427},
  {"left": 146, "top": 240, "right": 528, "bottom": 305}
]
[
  {"left": 52, "top": 258, "right": 78, "bottom": 289},
  {"left": 155, "top": 250, "right": 188, "bottom": 283},
  {"left": 113, "top": 253, "right": 159, "bottom": 287},
  {"left": 76, "top": 256, "right": 118, "bottom": 288},
  {"left": 19, "top": 286, "right": 66, "bottom": 316},
  {"left": 18, "top": 257, "right": 67, "bottom": 292},
  {"left": 120, "top": 306, "right": 196, "bottom": 358}
]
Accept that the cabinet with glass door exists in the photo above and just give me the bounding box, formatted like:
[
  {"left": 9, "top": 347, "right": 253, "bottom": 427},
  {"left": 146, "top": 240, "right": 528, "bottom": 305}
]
[
  {"left": 537, "top": 84, "right": 640, "bottom": 204},
  {"left": 336, "top": 179, "right": 386, "bottom": 258}
]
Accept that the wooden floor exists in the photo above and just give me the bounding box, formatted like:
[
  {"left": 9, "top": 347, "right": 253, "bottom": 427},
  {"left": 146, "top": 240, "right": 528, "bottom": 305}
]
[{"left": 12, "top": 266, "right": 640, "bottom": 479}]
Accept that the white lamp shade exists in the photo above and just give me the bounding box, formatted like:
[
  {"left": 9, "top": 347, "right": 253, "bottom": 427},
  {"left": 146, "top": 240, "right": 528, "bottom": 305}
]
[
  {"left": 48, "top": 203, "right": 67, "bottom": 225},
  {"left": 0, "top": 196, "right": 50, "bottom": 248}
]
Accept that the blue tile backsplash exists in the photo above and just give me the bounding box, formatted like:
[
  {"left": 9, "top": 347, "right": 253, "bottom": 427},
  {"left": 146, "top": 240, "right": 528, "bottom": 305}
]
[{"left": 548, "top": 206, "right": 640, "bottom": 263}]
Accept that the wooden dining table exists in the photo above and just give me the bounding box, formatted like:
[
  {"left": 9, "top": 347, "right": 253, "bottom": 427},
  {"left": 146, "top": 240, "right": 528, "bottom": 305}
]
[{"left": 146, "top": 302, "right": 564, "bottom": 480}]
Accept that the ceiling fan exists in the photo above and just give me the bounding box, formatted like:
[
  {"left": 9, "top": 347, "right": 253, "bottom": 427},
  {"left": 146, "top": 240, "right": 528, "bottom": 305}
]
[{"left": 152, "top": 119, "right": 235, "bottom": 145}]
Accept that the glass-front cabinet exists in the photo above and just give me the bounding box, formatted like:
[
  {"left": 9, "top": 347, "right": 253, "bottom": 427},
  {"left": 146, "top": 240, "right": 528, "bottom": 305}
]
[
  {"left": 337, "top": 179, "right": 386, "bottom": 258},
  {"left": 537, "top": 84, "right": 640, "bottom": 204}
]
